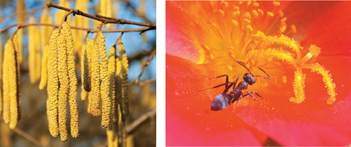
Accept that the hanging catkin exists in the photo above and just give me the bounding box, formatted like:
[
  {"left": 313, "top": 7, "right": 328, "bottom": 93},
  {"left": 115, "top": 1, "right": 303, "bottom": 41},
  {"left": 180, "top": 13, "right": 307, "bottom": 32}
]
[
  {"left": 8, "top": 39, "right": 18, "bottom": 129},
  {"left": 108, "top": 46, "right": 117, "bottom": 123},
  {"left": 98, "top": 32, "right": 111, "bottom": 128},
  {"left": 57, "top": 31, "right": 68, "bottom": 141},
  {"left": 118, "top": 40, "right": 129, "bottom": 122},
  {"left": 28, "top": 16, "right": 36, "bottom": 84},
  {"left": 0, "top": 35, "right": 2, "bottom": 117},
  {"left": 39, "top": 45, "right": 49, "bottom": 90},
  {"left": 90, "top": 42, "right": 101, "bottom": 116},
  {"left": 3, "top": 40, "right": 12, "bottom": 124},
  {"left": 80, "top": 43, "right": 88, "bottom": 100},
  {"left": 47, "top": 29, "right": 59, "bottom": 137},
  {"left": 62, "top": 22, "right": 79, "bottom": 138},
  {"left": 13, "top": 34, "right": 21, "bottom": 121},
  {"left": 83, "top": 38, "right": 93, "bottom": 92}
]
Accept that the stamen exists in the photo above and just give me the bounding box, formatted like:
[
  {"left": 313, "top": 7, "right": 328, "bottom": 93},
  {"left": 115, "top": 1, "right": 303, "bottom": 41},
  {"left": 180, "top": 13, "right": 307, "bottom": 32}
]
[
  {"left": 218, "top": 9, "right": 225, "bottom": 17},
  {"left": 310, "top": 63, "right": 337, "bottom": 104},
  {"left": 289, "top": 69, "right": 306, "bottom": 104},
  {"left": 298, "top": 45, "right": 321, "bottom": 65},
  {"left": 273, "top": 1, "right": 280, "bottom": 6},
  {"left": 252, "top": 10, "right": 258, "bottom": 18}
]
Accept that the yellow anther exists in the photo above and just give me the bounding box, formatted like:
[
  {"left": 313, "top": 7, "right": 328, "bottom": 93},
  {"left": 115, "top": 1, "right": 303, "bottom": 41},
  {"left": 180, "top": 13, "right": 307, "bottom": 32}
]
[
  {"left": 233, "top": 6, "right": 240, "bottom": 11},
  {"left": 247, "top": 0, "right": 251, "bottom": 6},
  {"left": 308, "top": 45, "right": 321, "bottom": 57},
  {"left": 289, "top": 69, "right": 306, "bottom": 104},
  {"left": 246, "top": 25, "right": 253, "bottom": 32},
  {"left": 267, "top": 12, "right": 274, "bottom": 17},
  {"left": 243, "top": 19, "right": 251, "bottom": 24},
  {"left": 253, "top": 2, "right": 259, "bottom": 7},
  {"left": 233, "top": 11, "right": 240, "bottom": 17},
  {"left": 281, "top": 17, "right": 287, "bottom": 23},
  {"left": 211, "top": 23, "right": 217, "bottom": 28},
  {"left": 279, "top": 10, "right": 284, "bottom": 17},
  {"left": 227, "top": 65, "right": 233, "bottom": 70},
  {"left": 197, "top": 48, "right": 207, "bottom": 64},
  {"left": 273, "top": 1, "right": 280, "bottom": 6},
  {"left": 243, "top": 12, "right": 251, "bottom": 19},
  {"left": 218, "top": 9, "right": 225, "bottom": 16},
  {"left": 310, "top": 63, "right": 337, "bottom": 104},
  {"left": 280, "top": 25, "right": 286, "bottom": 33},
  {"left": 231, "top": 20, "right": 239, "bottom": 26},
  {"left": 252, "top": 10, "right": 258, "bottom": 18},
  {"left": 210, "top": 54, "right": 215, "bottom": 59},
  {"left": 258, "top": 9, "right": 264, "bottom": 16},
  {"left": 291, "top": 24, "right": 297, "bottom": 33}
]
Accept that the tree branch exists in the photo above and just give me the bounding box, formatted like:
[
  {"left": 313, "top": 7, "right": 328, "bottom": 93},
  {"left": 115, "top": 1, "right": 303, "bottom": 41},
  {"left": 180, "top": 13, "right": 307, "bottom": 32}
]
[
  {"left": 0, "top": 23, "right": 155, "bottom": 34},
  {"left": 46, "top": 3, "right": 156, "bottom": 28}
]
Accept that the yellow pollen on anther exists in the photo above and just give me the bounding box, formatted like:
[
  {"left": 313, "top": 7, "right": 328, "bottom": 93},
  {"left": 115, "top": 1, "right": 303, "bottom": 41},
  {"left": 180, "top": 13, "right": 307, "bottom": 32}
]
[
  {"left": 280, "top": 26, "right": 286, "bottom": 33},
  {"left": 210, "top": 54, "right": 214, "bottom": 59},
  {"left": 233, "top": 6, "right": 240, "bottom": 11},
  {"left": 267, "top": 12, "right": 274, "bottom": 17},
  {"left": 227, "top": 65, "right": 233, "bottom": 70},
  {"left": 220, "top": 1, "right": 228, "bottom": 8},
  {"left": 233, "top": 11, "right": 240, "bottom": 17},
  {"left": 252, "top": 2, "right": 259, "bottom": 7},
  {"left": 231, "top": 20, "right": 239, "bottom": 26},
  {"left": 273, "top": 1, "right": 280, "bottom": 6},
  {"left": 289, "top": 69, "right": 306, "bottom": 104},
  {"left": 218, "top": 9, "right": 225, "bottom": 16},
  {"left": 243, "top": 12, "right": 251, "bottom": 19},
  {"left": 246, "top": 25, "right": 253, "bottom": 32},
  {"left": 258, "top": 9, "right": 264, "bottom": 16},
  {"left": 310, "top": 63, "right": 337, "bottom": 104},
  {"left": 204, "top": 45, "right": 210, "bottom": 50},
  {"left": 281, "top": 17, "right": 287, "bottom": 23},
  {"left": 243, "top": 19, "right": 251, "bottom": 24},
  {"left": 252, "top": 10, "right": 258, "bottom": 18}
]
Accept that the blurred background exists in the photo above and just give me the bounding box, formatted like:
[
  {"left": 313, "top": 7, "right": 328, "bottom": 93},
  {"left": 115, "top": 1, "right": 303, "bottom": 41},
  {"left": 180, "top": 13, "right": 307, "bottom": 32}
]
[{"left": 0, "top": 0, "right": 156, "bottom": 146}]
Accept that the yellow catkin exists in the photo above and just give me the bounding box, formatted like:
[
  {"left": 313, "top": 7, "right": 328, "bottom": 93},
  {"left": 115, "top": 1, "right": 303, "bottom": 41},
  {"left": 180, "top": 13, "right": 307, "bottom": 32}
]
[
  {"left": 107, "top": 126, "right": 114, "bottom": 147},
  {"left": 3, "top": 40, "right": 12, "bottom": 123},
  {"left": 116, "top": 56, "right": 122, "bottom": 105},
  {"left": 106, "top": 0, "right": 113, "bottom": 29},
  {"left": 84, "top": 39, "right": 93, "bottom": 92},
  {"left": 118, "top": 40, "right": 129, "bottom": 122},
  {"left": 100, "top": 0, "right": 106, "bottom": 16},
  {"left": 108, "top": 46, "right": 117, "bottom": 123},
  {"left": 28, "top": 16, "right": 36, "bottom": 84},
  {"left": 40, "top": 8, "right": 53, "bottom": 54},
  {"left": 13, "top": 35, "right": 21, "bottom": 121},
  {"left": 34, "top": 28, "right": 42, "bottom": 83},
  {"left": 16, "top": 0, "right": 24, "bottom": 64},
  {"left": 39, "top": 45, "right": 49, "bottom": 90},
  {"left": 98, "top": 32, "right": 111, "bottom": 128},
  {"left": 81, "top": 43, "right": 88, "bottom": 100},
  {"left": 47, "top": 29, "right": 59, "bottom": 137},
  {"left": 8, "top": 39, "right": 18, "bottom": 129},
  {"left": 0, "top": 35, "right": 2, "bottom": 117},
  {"left": 62, "top": 22, "right": 79, "bottom": 138},
  {"left": 57, "top": 32, "right": 68, "bottom": 141},
  {"left": 91, "top": 42, "right": 101, "bottom": 116}
]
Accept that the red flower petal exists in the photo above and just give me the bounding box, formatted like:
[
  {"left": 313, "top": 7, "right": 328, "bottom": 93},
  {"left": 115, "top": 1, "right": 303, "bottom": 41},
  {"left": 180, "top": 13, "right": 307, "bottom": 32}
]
[{"left": 166, "top": 55, "right": 267, "bottom": 146}]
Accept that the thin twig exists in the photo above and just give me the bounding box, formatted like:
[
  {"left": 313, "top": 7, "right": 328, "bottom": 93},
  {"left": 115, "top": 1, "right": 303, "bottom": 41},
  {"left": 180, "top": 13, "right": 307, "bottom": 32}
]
[
  {"left": 0, "top": 120, "right": 46, "bottom": 147},
  {"left": 129, "top": 49, "right": 156, "bottom": 86},
  {"left": 0, "top": 23, "right": 155, "bottom": 34},
  {"left": 139, "top": 78, "right": 156, "bottom": 86},
  {"left": 46, "top": 3, "right": 156, "bottom": 28}
]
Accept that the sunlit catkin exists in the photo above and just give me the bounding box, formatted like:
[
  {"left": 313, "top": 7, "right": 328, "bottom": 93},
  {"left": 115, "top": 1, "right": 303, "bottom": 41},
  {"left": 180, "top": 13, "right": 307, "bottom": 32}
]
[
  {"left": 7, "top": 39, "right": 18, "bottom": 129},
  {"left": 118, "top": 40, "right": 129, "bottom": 122},
  {"left": 57, "top": 32, "right": 68, "bottom": 141},
  {"left": 84, "top": 38, "right": 93, "bottom": 92},
  {"left": 3, "top": 40, "right": 12, "bottom": 124},
  {"left": 47, "top": 29, "right": 59, "bottom": 137},
  {"left": 98, "top": 32, "right": 111, "bottom": 128},
  {"left": 62, "top": 22, "right": 79, "bottom": 138},
  {"left": 28, "top": 16, "right": 36, "bottom": 84},
  {"left": 108, "top": 46, "right": 117, "bottom": 123},
  {"left": 13, "top": 35, "right": 21, "bottom": 121},
  {"left": 39, "top": 45, "right": 49, "bottom": 90},
  {"left": 91, "top": 42, "right": 101, "bottom": 116},
  {"left": 0, "top": 36, "right": 2, "bottom": 117},
  {"left": 81, "top": 43, "right": 88, "bottom": 100}
]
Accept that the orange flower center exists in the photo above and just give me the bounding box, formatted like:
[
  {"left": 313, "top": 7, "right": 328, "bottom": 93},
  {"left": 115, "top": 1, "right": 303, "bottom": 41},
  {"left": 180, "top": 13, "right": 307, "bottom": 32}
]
[{"left": 195, "top": 1, "right": 336, "bottom": 104}]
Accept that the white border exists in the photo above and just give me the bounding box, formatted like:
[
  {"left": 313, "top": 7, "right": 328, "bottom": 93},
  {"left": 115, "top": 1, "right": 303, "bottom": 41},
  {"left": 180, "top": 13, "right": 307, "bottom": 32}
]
[{"left": 156, "top": 0, "right": 166, "bottom": 146}]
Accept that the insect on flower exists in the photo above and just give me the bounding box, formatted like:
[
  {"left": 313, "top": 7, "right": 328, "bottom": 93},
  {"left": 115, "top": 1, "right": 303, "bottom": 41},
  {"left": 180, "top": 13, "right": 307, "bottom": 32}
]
[{"left": 204, "top": 61, "right": 270, "bottom": 111}]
